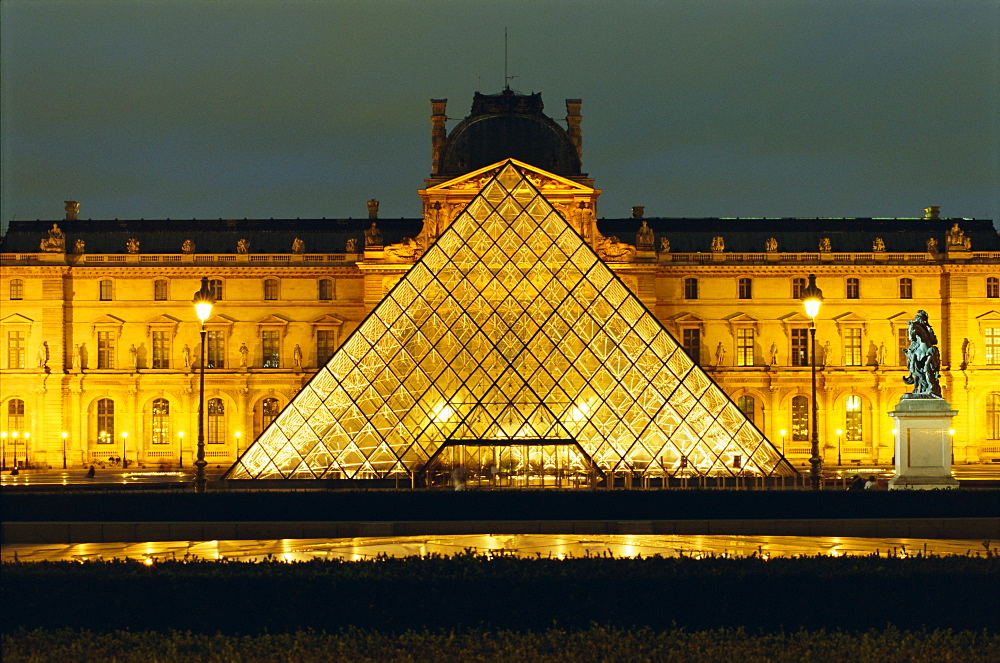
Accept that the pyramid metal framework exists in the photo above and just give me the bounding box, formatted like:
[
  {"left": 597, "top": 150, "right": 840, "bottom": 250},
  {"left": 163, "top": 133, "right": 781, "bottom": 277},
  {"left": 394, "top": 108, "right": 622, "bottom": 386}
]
[{"left": 225, "top": 162, "right": 794, "bottom": 482}]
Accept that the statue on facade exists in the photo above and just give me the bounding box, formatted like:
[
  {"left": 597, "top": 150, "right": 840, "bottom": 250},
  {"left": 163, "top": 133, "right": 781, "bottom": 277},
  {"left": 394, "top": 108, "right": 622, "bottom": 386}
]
[
  {"left": 711, "top": 236, "right": 725, "bottom": 252},
  {"left": 182, "top": 344, "right": 192, "bottom": 368},
  {"left": 236, "top": 238, "right": 250, "bottom": 254},
  {"left": 595, "top": 235, "right": 636, "bottom": 261},
  {"left": 946, "top": 223, "right": 971, "bottom": 249},
  {"left": 386, "top": 237, "right": 419, "bottom": 260},
  {"left": 128, "top": 344, "right": 138, "bottom": 370},
  {"left": 658, "top": 236, "right": 671, "bottom": 253},
  {"left": 715, "top": 342, "right": 725, "bottom": 367},
  {"left": 926, "top": 237, "right": 939, "bottom": 253},
  {"left": 877, "top": 342, "right": 887, "bottom": 366},
  {"left": 293, "top": 344, "right": 303, "bottom": 369},
  {"left": 291, "top": 237, "right": 305, "bottom": 254},
  {"left": 873, "top": 237, "right": 885, "bottom": 252},
  {"left": 769, "top": 342, "right": 778, "bottom": 366},
  {"left": 364, "top": 222, "right": 382, "bottom": 248},
  {"left": 40, "top": 224, "right": 66, "bottom": 252},
  {"left": 902, "top": 309, "right": 942, "bottom": 399},
  {"left": 72, "top": 343, "right": 81, "bottom": 369},
  {"left": 345, "top": 238, "right": 358, "bottom": 253},
  {"left": 126, "top": 238, "right": 140, "bottom": 254},
  {"left": 37, "top": 342, "right": 48, "bottom": 369},
  {"left": 765, "top": 237, "right": 778, "bottom": 252},
  {"left": 182, "top": 239, "right": 196, "bottom": 254},
  {"left": 239, "top": 343, "right": 249, "bottom": 367},
  {"left": 822, "top": 340, "right": 831, "bottom": 366},
  {"left": 963, "top": 339, "right": 975, "bottom": 367},
  {"left": 818, "top": 237, "right": 832, "bottom": 253},
  {"left": 635, "top": 220, "right": 654, "bottom": 249},
  {"left": 73, "top": 238, "right": 86, "bottom": 254}
]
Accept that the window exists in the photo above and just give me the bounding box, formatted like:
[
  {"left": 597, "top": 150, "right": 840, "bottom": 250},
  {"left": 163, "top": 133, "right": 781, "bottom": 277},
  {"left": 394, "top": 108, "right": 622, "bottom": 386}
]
[
  {"left": 988, "top": 277, "right": 1000, "bottom": 299},
  {"left": 737, "top": 395, "right": 755, "bottom": 422},
  {"left": 317, "top": 330, "right": 337, "bottom": 365},
  {"left": 899, "top": 278, "right": 913, "bottom": 299},
  {"left": 264, "top": 279, "right": 279, "bottom": 301},
  {"left": 151, "top": 331, "right": 170, "bottom": 369},
  {"left": 7, "top": 331, "right": 25, "bottom": 369},
  {"left": 207, "top": 398, "right": 225, "bottom": 444},
  {"left": 97, "top": 399, "right": 115, "bottom": 443},
  {"left": 208, "top": 279, "right": 223, "bottom": 301},
  {"left": 99, "top": 280, "right": 113, "bottom": 301},
  {"left": 681, "top": 328, "right": 701, "bottom": 365},
  {"left": 154, "top": 280, "right": 168, "bottom": 301},
  {"left": 684, "top": 278, "right": 698, "bottom": 299},
  {"left": 845, "top": 395, "right": 863, "bottom": 442},
  {"left": 843, "top": 328, "right": 862, "bottom": 366},
  {"left": 989, "top": 393, "right": 1000, "bottom": 440},
  {"left": 262, "top": 398, "right": 280, "bottom": 429},
  {"left": 738, "top": 278, "right": 752, "bottom": 300},
  {"left": 846, "top": 277, "right": 860, "bottom": 299},
  {"left": 319, "top": 279, "right": 334, "bottom": 301},
  {"left": 97, "top": 331, "right": 115, "bottom": 369},
  {"left": 791, "top": 328, "right": 809, "bottom": 367},
  {"left": 262, "top": 331, "right": 281, "bottom": 368},
  {"left": 151, "top": 398, "right": 170, "bottom": 445},
  {"left": 792, "top": 278, "right": 806, "bottom": 300},
  {"left": 7, "top": 399, "right": 25, "bottom": 432},
  {"left": 9, "top": 279, "right": 24, "bottom": 300},
  {"left": 898, "top": 327, "right": 909, "bottom": 365},
  {"left": 206, "top": 331, "right": 225, "bottom": 369},
  {"left": 986, "top": 328, "right": 1000, "bottom": 365},
  {"left": 736, "top": 328, "right": 754, "bottom": 366},
  {"left": 791, "top": 396, "right": 809, "bottom": 442}
]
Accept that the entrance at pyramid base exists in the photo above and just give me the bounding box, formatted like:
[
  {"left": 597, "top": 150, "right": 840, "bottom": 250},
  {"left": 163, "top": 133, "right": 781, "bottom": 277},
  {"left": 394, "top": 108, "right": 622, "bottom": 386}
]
[{"left": 420, "top": 439, "right": 606, "bottom": 489}]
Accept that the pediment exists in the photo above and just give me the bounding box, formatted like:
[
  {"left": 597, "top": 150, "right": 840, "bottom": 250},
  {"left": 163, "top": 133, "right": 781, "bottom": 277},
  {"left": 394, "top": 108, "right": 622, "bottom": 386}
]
[
  {"left": 0, "top": 313, "right": 34, "bottom": 326},
  {"left": 92, "top": 314, "right": 125, "bottom": 326},
  {"left": 887, "top": 311, "right": 911, "bottom": 324},
  {"left": 427, "top": 159, "right": 594, "bottom": 193},
  {"left": 312, "top": 314, "right": 345, "bottom": 326},
  {"left": 205, "top": 314, "right": 236, "bottom": 326},
  {"left": 724, "top": 312, "right": 759, "bottom": 324},
  {"left": 257, "top": 314, "right": 290, "bottom": 326},
  {"left": 668, "top": 312, "right": 703, "bottom": 324},
  {"left": 833, "top": 312, "right": 867, "bottom": 324},
  {"left": 778, "top": 312, "right": 813, "bottom": 325},
  {"left": 976, "top": 310, "right": 1000, "bottom": 332},
  {"left": 146, "top": 314, "right": 181, "bottom": 325}
]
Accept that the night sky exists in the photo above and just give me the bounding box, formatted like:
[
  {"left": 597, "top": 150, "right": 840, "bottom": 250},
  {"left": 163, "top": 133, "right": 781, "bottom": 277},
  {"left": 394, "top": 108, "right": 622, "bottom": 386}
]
[{"left": 2, "top": 1, "right": 998, "bottom": 232}]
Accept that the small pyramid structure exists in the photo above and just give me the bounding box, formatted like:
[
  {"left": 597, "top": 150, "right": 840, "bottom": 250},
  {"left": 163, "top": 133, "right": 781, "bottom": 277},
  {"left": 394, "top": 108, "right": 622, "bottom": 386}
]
[{"left": 225, "top": 162, "right": 794, "bottom": 481}]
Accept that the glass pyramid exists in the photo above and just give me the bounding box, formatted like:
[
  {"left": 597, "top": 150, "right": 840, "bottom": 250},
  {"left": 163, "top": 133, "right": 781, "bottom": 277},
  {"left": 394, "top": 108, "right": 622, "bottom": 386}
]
[{"left": 225, "top": 162, "right": 794, "bottom": 482}]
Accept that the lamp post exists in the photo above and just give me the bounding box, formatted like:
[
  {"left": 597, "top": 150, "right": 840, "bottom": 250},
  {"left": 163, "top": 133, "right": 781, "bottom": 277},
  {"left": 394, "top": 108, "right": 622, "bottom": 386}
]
[
  {"left": 949, "top": 428, "right": 955, "bottom": 465},
  {"left": 800, "top": 273, "right": 824, "bottom": 490},
  {"left": 121, "top": 431, "right": 128, "bottom": 469},
  {"left": 193, "top": 276, "right": 216, "bottom": 493},
  {"left": 61, "top": 431, "right": 68, "bottom": 469},
  {"left": 178, "top": 431, "right": 185, "bottom": 468},
  {"left": 11, "top": 431, "right": 19, "bottom": 469},
  {"left": 779, "top": 429, "right": 787, "bottom": 457},
  {"left": 235, "top": 431, "right": 242, "bottom": 457},
  {"left": 835, "top": 429, "right": 843, "bottom": 466},
  {"left": 1, "top": 431, "right": 6, "bottom": 470},
  {"left": 23, "top": 432, "right": 30, "bottom": 469}
]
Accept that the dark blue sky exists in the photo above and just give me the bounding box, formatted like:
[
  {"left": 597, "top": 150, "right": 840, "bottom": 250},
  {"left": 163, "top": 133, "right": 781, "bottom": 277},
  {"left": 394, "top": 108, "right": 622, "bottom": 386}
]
[{"left": 3, "top": 1, "right": 998, "bottom": 231}]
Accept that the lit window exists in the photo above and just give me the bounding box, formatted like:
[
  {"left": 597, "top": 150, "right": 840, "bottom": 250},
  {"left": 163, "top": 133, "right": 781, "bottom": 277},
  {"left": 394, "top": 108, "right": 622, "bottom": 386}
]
[
  {"left": 986, "top": 328, "right": 1000, "bottom": 365},
  {"left": 207, "top": 398, "right": 225, "bottom": 444},
  {"left": 97, "top": 331, "right": 115, "bottom": 369},
  {"left": 845, "top": 395, "right": 863, "bottom": 442},
  {"left": 317, "top": 330, "right": 337, "bottom": 365},
  {"left": 989, "top": 393, "right": 1000, "bottom": 440},
  {"left": 208, "top": 279, "right": 223, "bottom": 301},
  {"left": 262, "top": 398, "right": 280, "bottom": 428},
  {"left": 7, "top": 331, "right": 25, "bottom": 369},
  {"left": 738, "top": 278, "right": 752, "bottom": 300},
  {"left": 736, "top": 328, "right": 754, "bottom": 366},
  {"left": 988, "top": 277, "right": 999, "bottom": 299},
  {"left": 899, "top": 278, "right": 913, "bottom": 299},
  {"left": 844, "top": 328, "right": 862, "bottom": 366},
  {"left": 846, "top": 277, "right": 860, "bottom": 299},
  {"left": 737, "top": 395, "right": 755, "bottom": 422},
  {"left": 791, "top": 396, "right": 809, "bottom": 442},
  {"left": 681, "top": 328, "right": 701, "bottom": 365},
  {"left": 154, "top": 280, "right": 168, "bottom": 301},
  {"left": 9, "top": 279, "right": 24, "bottom": 300},
  {"left": 97, "top": 399, "right": 115, "bottom": 444},
  {"left": 7, "top": 398, "right": 25, "bottom": 431},
  {"left": 264, "top": 279, "right": 279, "bottom": 301},
  {"left": 898, "top": 327, "right": 909, "bottom": 365},
  {"left": 684, "top": 278, "right": 698, "bottom": 300},
  {"left": 262, "top": 331, "right": 281, "bottom": 368},
  {"left": 99, "top": 280, "right": 113, "bottom": 301},
  {"left": 206, "top": 331, "right": 225, "bottom": 369},
  {"left": 791, "top": 328, "right": 809, "bottom": 367},
  {"left": 151, "top": 331, "right": 170, "bottom": 369},
  {"left": 319, "top": 279, "right": 334, "bottom": 301},
  {"left": 150, "top": 398, "right": 170, "bottom": 444},
  {"left": 792, "top": 277, "right": 806, "bottom": 300}
]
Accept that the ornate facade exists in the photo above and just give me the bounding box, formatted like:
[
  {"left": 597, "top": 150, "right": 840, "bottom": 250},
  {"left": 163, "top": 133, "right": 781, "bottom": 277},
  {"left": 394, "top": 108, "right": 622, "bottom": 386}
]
[{"left": 1, "top": 90, "right": 998, "bottom": 473}]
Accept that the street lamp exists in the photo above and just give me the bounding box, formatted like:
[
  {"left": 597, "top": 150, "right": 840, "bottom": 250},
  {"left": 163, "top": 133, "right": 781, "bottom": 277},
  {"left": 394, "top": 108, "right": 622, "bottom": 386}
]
[
  {"left": 949, "top": 428, "right": 955, "bottom": 465},
  {"left": 61, "top": 431, "right": 68, "bottom": 469},
  {"left": 800, "top": 273, "right": 824, "bottom": 490},
  {"left": 23, "top": 432, "right": 30, "bottom": 469},
  {"left": 779, "top": 429, "right": 787, "bottom": 457},
  {"left": 193, "top": 276, "right": 216, "bottom": 493},
  {"left": 121, "top": 431, "right": 128, "bottom": 469},
  {"left": 235, "top": 431, "right": 242, "bottom": 456},
  {"left": 178, "top": 431, "right": 185, "bottom": 468},
  {"left": 835, "top": 429, "right": 843, "bottom": 466},
  {"left": 1, "top": 431, "right": 6, "bottom": 470},
  {"left": 11, "top": 431, "right": 19, "bottom": 469}
]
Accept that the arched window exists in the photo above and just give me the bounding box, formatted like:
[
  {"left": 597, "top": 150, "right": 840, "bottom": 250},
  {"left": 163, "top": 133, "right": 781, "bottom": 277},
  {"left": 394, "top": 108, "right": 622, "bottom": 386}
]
[
  {"left": 9, "top": 279, "right": 24, "bottom": 300},
  {"left": 684, "top": 278, "right": 699, "bottom": 299},
  {"left": 150, "top": 398, "right": 170, "bottom": 445},
  {"left": 791, "top": 395, "right": 809, "bottom": 442},
  {"left": 899, "top": 278, "right": 913, "bottom": 299},
  {"left": 988, "top": 277, "right": 1000, "bottom": 299},
  {"left": 262, "top": 397, "right": 280, "bottom": 431},
  {"left": 736, "top": 395, "right": 755, "bottom": 423},
  {"left": 6, "top": 398, "right": 25, "bottom": 432},
  {"left": 154, "top": 279, "right": 168, "bottom": 301},
  {"left": 97, "top": 399, "right": 115, "bottom": 444},
  {"left": 263, "top": 279, "right": 279, "bottom": 301},
  {"left": 207, "top": 398, "right": 225, "bottom": 444},
  {"left": 845, "top": 395, "right": 863, "bottom": 442},
  {"left": 988, "top": 393, "right": 1000, "bottom": 440},
  {"left": 318, "top": 279, "right": 334, "bottom": 301},
  {"left": 99, "top": 280, "right": 113, "bottom": 301},
  {"left": 792, "top": 277, "right": 806, "bottom": 299}
]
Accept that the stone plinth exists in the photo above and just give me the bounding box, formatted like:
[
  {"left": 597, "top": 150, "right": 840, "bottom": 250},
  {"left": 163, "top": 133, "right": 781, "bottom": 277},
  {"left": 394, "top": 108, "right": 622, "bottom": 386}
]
[{"left": 887, "top": 398, "right": 959, "bottom": 490}]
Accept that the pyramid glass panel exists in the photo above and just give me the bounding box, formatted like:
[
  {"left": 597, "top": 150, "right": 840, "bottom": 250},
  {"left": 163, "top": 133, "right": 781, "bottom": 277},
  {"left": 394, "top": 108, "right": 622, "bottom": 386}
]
[{"left": 225, "top": 162, "right": 794, "bottom": 482}]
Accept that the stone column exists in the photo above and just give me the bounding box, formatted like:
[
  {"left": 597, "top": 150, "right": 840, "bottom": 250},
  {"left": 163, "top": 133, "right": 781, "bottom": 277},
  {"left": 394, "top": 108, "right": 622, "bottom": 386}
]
[{"left": 887, "top": 399, "right": 960, "bottom": 489}]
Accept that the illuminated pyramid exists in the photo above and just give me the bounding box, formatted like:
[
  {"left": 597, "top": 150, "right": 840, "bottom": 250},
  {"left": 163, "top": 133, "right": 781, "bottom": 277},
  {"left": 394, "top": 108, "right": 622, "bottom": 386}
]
[{"left": 225, "top": 161, "right": 794, "bottom": 481}]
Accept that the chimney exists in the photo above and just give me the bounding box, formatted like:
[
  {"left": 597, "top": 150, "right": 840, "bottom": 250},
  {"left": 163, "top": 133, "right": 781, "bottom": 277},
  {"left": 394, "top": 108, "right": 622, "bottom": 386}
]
[
  {"left": 430, "top": 99, "right": 448, "bottom": 174},
  {"left": 64, "top": 201, "right": 79, "bottom": 221},
  {"left": 565, "top": 99, "right": 583, "bottom": 163},
  {"left": 367, "top": 199, "right": 380, "bottom": 219},
  {"left": 631, "top": 206, "right": 645, "bottom": 219},
  {"left": 923, "top": 206, "right": 940, "bottom": 219}
]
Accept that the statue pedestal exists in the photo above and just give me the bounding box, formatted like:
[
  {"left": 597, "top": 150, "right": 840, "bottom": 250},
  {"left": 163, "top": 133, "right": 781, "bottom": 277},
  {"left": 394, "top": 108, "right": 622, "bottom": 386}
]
[{"left": 887, "top": 398, "right": 959, "bottom": 490}]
